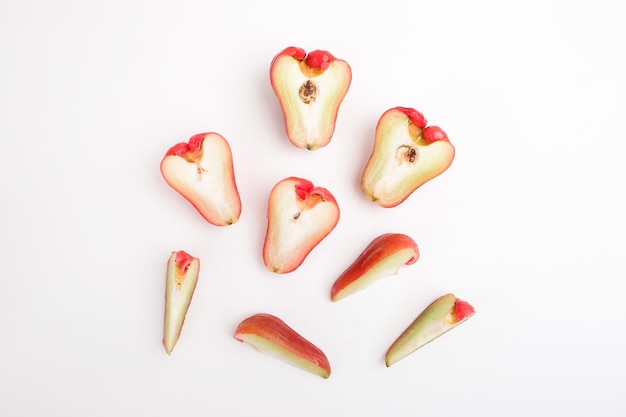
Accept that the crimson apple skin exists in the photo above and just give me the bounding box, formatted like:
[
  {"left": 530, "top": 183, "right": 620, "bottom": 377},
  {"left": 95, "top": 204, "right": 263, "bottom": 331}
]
[
  {"left": 361, "top": 107, "right": 455, "bottom": 208},
  {"left": 331, "top": 233, "right": 419, "bottom": 301},
  {"left": 263, "top": 177, "right": 340, "bottom": 274},
  {"left": 270, "top": 46, "right": 352, "bottom": 150},
  {"left": 234, "top": 313, "right": 331, "bottom": 379},
  {"left": 385, "top": 294, "right": 475, "bottom": 367}
]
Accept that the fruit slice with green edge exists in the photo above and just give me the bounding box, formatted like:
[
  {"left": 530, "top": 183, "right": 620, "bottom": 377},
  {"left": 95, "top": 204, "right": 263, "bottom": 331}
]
[
  {"left": 386, "top": 293, "right": 475, "bottom": 367},
  {"left": 163, "top": 250, "right": 200, "bottom": 355}
]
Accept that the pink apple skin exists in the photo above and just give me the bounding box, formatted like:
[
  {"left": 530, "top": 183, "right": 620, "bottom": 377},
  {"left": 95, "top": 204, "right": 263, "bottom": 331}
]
[
  {"left": 385, "top": 294, "right": 475, "bottom": 367},
  {"left": 263, "top": 177, "right": 340, "bottom": 274},
  {"left": 270, "top": 46, "right": 352, "bottom": 150},
  {"left": 331, "top": 233, "right": 419, "bottom": 301},
  {"left": 361, "top": 107, "right": 455, "bottom": 208},
  {"left": 160, "top": 132, "right": 242, "bottom": 226},
  {"left": 234, "top": 313, "right": 331, "bottom": 379},
  {"left": 163, "top": 250, "right": 200, "bottom": 355}
]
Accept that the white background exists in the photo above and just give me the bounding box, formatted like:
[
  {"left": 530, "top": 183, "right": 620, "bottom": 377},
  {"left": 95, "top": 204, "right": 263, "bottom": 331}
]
[{"left": 1, "top": 1, "right": 625, "bottom": 415}]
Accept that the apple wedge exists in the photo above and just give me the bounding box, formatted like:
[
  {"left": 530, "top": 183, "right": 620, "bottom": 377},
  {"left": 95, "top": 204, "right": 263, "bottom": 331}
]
[
  {"left": 234, "top": 313, "right": 331, "bottom": 379},
  {"left": 361, "top": 107, "right": 455, "bottom": 208},
  {"left": 160, "top": 132, "right": 242, "bottom": 226},
  {"left": 385, "top": 293, "right": 475, "bottom": 367},
  {"left": 331, "top": 233, "right": 419, "bottom": 302},
  {"left": 270, "top": 46, "right": 352, "bottom": 150},
  {"left": 163, "top": 250, "right": 200, "bottom": 355},
  {"left": 263, "top": 177, "right": 339, "bottom": 274}
]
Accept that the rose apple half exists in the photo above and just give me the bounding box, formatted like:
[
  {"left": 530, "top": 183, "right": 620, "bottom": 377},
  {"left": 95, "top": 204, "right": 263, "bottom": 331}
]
[
  {"left": 361, "top": 107, "right": 455, "bottom": 208},
  {"left": 331, "top": 233, "right": 419, "bottom": 302},
  {"left": 160, "top": 132, "right": 242, "bottom": 226},
  {"left": 270, "top": 46, "right": 352, "bottom": 150},
  {"left": 385, "top": 293, "right": 475, "bottom": 367},
  {"left": 163, "top": 250, "right": 200, "bottom": 355},
  {"left": 263, "top": 177, "right": 340, "bottom": 274},
  {"left": 234, "top": 313, "right": 331, "bottom": 379}
]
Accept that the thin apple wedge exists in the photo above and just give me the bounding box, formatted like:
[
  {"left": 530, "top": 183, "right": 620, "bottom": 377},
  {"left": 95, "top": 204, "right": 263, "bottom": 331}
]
[
  {"left": 234, "top": 313, "right": 331, "bottom": 379},
  {"left": 160, "top": 132, "right": 242, "bottom": 226},
  {"left": 385, "top": 293, "right": 475, "bottom": 367},
  {"left": 361, "top": 107, "right": 455, "bottom": 208},
  {"left": 263, "top": 177, "right": 340, "bottom": 274},
  {"left": 331, "top": 233, "right": 419, "bottom": 302},
  {"left": 163, "top": 250, "right": 200, "bottom": 355},
  {"left": 270, "top": 46, "right": 352, "bottom": 150}
]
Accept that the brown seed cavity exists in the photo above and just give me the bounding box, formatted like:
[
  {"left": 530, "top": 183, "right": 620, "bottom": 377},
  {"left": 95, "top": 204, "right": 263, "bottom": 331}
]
[
  {"left": 396, "top": 145, "right": 418, "bottom": 164},
  {"left": 299, "top": 80, "right": 317, "bottom": 104}
]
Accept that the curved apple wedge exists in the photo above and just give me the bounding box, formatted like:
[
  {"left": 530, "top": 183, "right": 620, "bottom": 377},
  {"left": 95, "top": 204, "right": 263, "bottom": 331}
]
[
  {"left": 263, "top": 177, "right": 340, "bottom": 274},
  {"left": 361, "top": 107, "right": 455, "bottom": 208},
  {"left": 385, "top": 293, "right": 475, "bottom": 367},
  {"left": 234, "top": 313, "right": 331, "bottom": 379},
  {"left": 270, "top": 46, "right": 352, "bottom": 150},
  {"left": 160, "top": 132, "right": 242, "bottom": 226},
  {"left": 331, "top": 233, "right": 419, "bottom": 302},
  {"left": 163, "top": 250, "right": 200, "bottom": 355}
]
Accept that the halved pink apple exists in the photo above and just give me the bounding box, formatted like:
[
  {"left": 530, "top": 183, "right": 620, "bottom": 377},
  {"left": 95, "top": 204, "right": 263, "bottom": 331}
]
[
  {"left": 385, "top": 293, "right": 475, "bottom": 367},
  {"left": 234, "top": 313, "right": 331, "bottom": 379},
  {"left": 331, "top": 233, "right": 419, "bottom": 301},
  {"left": 160, "top": 132, "right": 242, "bottom": 226},
  {"left": 163, "top": 250, "right": 200, "bottom": 355},
  {"left": 270, "top": 46, "right": 352, "bottom": 150},
  {"left": 361, "top": 107, "right": 455, "bottom": 208},
  {"left": 263, "top": 177, "right": 340, "bottom": 274}
]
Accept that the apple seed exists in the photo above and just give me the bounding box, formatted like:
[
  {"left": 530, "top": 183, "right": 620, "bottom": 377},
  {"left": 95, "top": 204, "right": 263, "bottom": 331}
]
[
  {"left": 396, "top": 145, "right": 418, "bottom": 164},
  {"left": 299, "top": 80, "right": 317, "bottom": 104}
]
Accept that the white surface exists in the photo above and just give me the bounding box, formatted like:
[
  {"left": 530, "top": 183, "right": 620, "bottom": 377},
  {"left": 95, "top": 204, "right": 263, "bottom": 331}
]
[{"left": 1, "top": 1, "right": 625, "bottom": 415}]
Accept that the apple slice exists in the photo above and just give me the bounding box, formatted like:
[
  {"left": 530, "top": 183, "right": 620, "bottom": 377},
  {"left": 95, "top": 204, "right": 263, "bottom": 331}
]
[
  {"left": 263, "top": 177, "right": 340, "bottom": 274},
  {"left": 385, "top": 293, "right": 475, "bottom": 367},
  {"left": 331, "top": 233, "right": 419, "bottom": 302},
  {"left": 160, "top": 132, "right": 242, "bottom": 226},
  {"left": 234, "top": 313, "right": 331, "bottom": 379},
  {"left": 270, "top": 46, "right": 352, "bottom": 150},
  {"left": 361, "top": 107, "right": 455, "bottom": 208},
  {"left": 163, "top": 250, "right": 200, "bottom": 355}
]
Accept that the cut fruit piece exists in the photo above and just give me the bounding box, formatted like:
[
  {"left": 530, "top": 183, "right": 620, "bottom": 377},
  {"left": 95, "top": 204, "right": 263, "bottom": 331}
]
[
  {"left": 163, "top": 250, "right": 200, "bottom": 355},
  {"left": 263, "top": 177, "right": 339, "bottom": 274},
  {"left": 234, "top": 313, "right": 331, "bottom": 379},
  {"left": 270, "top": 46, "right": 352, "bottom": 150},
  {"left": 331, "top": 233, "right": 419, "bottom": 301},
  {"left": 160, "top": 132, "right": 242, "bottom": 226},
  {"left": 361, "top": 107, "right": 455, "bottom": 208},
  {"left": 385, "top": 293, "right": 475, "bottom": 367}
]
